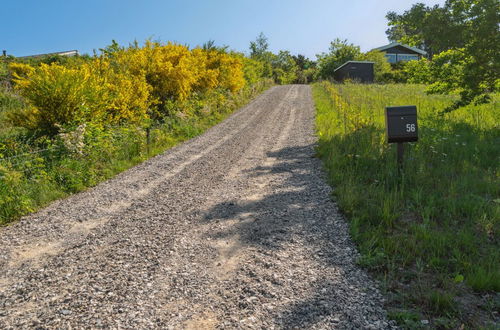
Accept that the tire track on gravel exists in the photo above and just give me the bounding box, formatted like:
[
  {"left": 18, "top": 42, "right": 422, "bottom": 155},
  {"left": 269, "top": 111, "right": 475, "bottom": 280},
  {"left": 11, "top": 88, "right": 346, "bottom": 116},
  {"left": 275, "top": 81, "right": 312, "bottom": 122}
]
[
  {"left": 0, "top": 85, "right": 395, "bottom": 329},
  {"left": 0, "top": 87, "right": 288, "bottom": 269}
]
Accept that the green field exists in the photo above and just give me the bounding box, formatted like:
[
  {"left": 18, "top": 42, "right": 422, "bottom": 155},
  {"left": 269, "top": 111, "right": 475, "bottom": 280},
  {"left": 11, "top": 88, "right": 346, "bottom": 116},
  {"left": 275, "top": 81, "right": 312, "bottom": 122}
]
[{"left": 313, "top": 82, "right": 499, "bottom": 328}]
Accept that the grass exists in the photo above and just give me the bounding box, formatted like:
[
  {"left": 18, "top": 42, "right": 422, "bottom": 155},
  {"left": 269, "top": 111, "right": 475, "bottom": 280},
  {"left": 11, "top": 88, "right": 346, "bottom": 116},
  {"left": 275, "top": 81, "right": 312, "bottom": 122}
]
[
  {"left": 0, "top": 80, "right": 272, "bottom": 225},
  {"left": 312, "top": 81, "right": 499, "bottom": 328}
]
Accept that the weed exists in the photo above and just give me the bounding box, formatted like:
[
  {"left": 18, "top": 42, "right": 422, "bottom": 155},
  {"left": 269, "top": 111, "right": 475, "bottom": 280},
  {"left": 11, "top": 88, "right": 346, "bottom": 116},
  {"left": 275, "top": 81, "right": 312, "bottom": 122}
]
[{"left": 313, "top": 81, "right": 499, "bottom": 327}]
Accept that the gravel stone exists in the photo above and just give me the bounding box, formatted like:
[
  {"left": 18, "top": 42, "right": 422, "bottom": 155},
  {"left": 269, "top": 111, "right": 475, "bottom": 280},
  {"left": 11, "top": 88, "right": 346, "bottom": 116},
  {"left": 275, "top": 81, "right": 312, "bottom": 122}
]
[{"left": 0, "top": 85, "right": 396, "bottom": 329}]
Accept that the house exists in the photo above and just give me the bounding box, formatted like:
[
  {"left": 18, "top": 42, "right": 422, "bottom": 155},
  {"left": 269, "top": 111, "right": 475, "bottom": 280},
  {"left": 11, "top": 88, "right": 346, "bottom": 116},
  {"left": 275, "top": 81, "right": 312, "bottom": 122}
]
[
  {"left": 372, "top": 42, "right": 426, "bottom": 63},
  {"left": 16, "top": 50, "right": 79, "bottom": 59},
  {"left": 333, "top": 61, "right": 374, "bottom": 83}
]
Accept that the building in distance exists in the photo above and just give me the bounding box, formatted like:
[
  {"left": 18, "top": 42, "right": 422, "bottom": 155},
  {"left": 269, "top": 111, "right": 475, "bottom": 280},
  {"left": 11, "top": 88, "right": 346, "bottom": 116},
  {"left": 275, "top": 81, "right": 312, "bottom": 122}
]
[
  {"left": 333, "top": 61, "right": 374, "bottom": 83},
  {"left": 15, "top": 50, "right": 79, "bottom": 59},
  {"left": 372, "top": 42, "right": 426, "bottom": 63}
]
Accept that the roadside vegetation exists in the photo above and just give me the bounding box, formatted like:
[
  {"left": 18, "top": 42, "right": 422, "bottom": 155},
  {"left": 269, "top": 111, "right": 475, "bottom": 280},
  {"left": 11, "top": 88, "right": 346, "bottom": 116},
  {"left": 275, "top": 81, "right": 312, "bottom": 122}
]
[
  {"left": 310, "top": 1, "right": 499, "bottom": 327},
  {"left": 0, "top": 40, "right": 274, "bottom": 225},
  {"left": 1, "top": 0, "right": 498, "bottom": 327},
  {"left": 313, "top": 81, "right": 499, "bottom": 328}
]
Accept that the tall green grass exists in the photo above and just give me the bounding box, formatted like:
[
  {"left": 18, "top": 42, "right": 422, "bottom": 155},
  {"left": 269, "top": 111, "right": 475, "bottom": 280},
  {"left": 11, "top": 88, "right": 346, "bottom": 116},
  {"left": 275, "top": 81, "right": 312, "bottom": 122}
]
[
  {"left": 0, "top": 80, "right": 272, "bottom": 225},
  {"left": 313, "top": 82, "right": 499, "bottom": 328}
]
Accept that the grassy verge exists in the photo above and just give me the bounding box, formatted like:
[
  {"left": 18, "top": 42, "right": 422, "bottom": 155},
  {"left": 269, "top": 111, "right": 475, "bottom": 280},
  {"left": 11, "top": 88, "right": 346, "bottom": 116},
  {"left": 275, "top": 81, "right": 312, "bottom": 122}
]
[
  {"left": 313, "top": 81, "right": 499, "bottom": 328},
  {"left": 0, "top": 80, "right": 272, "bottom": 225}
]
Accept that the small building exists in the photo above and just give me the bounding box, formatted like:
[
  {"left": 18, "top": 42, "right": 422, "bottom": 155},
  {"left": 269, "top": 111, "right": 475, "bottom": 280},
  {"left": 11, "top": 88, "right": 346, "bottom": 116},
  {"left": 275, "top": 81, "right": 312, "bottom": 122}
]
[
  {"left": 372, "top": 42, "right": 426, "bottom": 63},
  {"left": 16, "top": 50, "right": 79, "bottom": 59},
  {"left": 333, "top": 61, "right": 374, "bottom": 83}
]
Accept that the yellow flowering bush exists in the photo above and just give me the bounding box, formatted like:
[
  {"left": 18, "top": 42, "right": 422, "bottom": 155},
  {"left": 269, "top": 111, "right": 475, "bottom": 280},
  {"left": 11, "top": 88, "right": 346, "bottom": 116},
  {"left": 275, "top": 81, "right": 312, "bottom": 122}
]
[
  {"left": 8, "top": 62, "right": 35, "bottom": 79},
  {"left": 112, "top": 42, "right": 245, "bottom": 103},
  {"left": 10, "top": 63, "right": 93, "bottom": 133},
  {"left": 84, "top": 58, "right": 151, "bottom": 125},
  {"left": 10, "top": 59, "right": 152, "bottom": 134},
  {"left": 9, "top": 40, "right": 249, "bottom": 134},
  {"left": 208, "top": 51, "right": 245, "bottom": 92}
]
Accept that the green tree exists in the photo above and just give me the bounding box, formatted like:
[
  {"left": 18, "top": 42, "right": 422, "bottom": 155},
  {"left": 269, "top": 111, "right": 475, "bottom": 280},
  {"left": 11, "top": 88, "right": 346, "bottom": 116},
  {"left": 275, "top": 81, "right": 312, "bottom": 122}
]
[
  {"left": 358, "top": 50, "right": 392, "bottom": 82},
  {"left": 271, "top": 50, "right": 299, "bottom": 84},
  {"left": 316, "top": 39, "right": 361, "bottom": 79},
  {"left": 292, "top": 54, "right": 315, "bottom": 70},
  {"left": 457, "top": 0, "right": 500, "bottom": 109},
  {"left": 386, "top": 2, "right": 466, "bottom": 57},
  {"left": 403, "top": 58, "right": 432, "bottom": 84},
  {"left": 249, "top": 32, "right": 269, "bottom": 59},
  {"left": 388, "top": 0, "right": 500, "bottom": 110}
]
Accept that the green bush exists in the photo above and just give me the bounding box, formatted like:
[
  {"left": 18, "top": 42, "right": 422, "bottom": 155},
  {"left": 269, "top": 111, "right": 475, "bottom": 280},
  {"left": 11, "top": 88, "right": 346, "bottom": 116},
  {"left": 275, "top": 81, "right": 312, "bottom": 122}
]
[{"left": 358, "top": 50, "right": 392, "bottom": 83}]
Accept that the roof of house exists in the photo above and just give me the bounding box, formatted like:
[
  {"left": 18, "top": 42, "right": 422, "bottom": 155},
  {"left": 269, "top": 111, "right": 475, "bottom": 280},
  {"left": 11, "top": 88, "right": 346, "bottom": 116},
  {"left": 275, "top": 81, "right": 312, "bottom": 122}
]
[
  {"left": 372, "top": 42, "right": 427, "bottom": 55},
  {"left": 334, "top": 61, "right": 375, "bottom": 72},
  {"left": 17, "top": 50, "right": 79, "bottom": 59}
]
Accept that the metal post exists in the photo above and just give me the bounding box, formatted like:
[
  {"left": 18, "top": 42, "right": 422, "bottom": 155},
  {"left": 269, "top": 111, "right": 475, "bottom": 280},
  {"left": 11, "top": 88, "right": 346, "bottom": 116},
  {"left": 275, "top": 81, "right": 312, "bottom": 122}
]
[{"left": 397, "top": 142, "right": 404, "bottom": 169}]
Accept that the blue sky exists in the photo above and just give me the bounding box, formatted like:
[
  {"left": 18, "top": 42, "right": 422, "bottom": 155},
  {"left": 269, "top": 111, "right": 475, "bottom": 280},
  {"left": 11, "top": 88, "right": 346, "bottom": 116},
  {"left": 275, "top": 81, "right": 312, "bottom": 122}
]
[{"left": 1, "top": 0, "right": 445, "bottom": 59}]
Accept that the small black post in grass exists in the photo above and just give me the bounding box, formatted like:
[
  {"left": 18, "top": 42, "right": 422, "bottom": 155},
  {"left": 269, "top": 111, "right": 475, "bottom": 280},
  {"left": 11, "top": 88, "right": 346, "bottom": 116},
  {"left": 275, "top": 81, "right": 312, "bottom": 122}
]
[
  {"left": 397, "top": 142, "right": 405, "bottom": 170},
  {"left": 146, "top": 126, "right": 151, "bottom": 156},
  {"left": 385, "top": 106, "right": 418, "bottom": 173}
]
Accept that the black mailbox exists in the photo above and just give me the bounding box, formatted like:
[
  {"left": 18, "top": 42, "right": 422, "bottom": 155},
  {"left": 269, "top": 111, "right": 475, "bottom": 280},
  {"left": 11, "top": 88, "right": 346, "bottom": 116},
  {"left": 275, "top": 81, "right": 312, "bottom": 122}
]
[{"left": 385, "top": 106, "right": 418, "bottom": 143}]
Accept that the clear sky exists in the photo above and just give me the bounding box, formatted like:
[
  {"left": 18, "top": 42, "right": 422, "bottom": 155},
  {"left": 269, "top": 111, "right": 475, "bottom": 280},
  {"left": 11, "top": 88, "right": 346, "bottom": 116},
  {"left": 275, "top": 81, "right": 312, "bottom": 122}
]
[{"left": 1, "top": 0, "right": 445, "bottom": 59}]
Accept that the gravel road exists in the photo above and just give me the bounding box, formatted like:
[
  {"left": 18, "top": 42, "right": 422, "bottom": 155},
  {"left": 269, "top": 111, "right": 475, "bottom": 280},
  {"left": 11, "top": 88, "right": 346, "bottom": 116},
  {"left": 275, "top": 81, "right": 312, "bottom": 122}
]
[{"left": 0, "top": 85, "right": 394, "bottom": 329}]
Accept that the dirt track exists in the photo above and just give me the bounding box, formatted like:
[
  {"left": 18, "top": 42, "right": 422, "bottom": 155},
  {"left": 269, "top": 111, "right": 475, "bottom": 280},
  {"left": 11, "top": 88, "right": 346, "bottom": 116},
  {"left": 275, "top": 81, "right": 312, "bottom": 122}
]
[{"left": 0, "top": 85, "right": 394, "bottom": 329}]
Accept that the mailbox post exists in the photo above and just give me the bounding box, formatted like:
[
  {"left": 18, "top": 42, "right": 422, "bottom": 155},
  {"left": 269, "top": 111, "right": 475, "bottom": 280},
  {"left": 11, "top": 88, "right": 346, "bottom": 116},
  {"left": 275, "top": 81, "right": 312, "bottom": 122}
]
[{"left": 385, "top": 106, "right": 418, "bottom": 169}]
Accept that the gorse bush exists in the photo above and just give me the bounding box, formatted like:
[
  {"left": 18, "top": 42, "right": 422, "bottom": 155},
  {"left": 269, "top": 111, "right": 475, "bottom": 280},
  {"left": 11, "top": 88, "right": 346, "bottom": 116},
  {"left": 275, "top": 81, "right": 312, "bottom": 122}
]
[
  {"left": 7, "top": 41, "right": 248, "bottom": 135},
  {"left": 0, "top": 39, "right": 273, "bottom": 225},
  {"left": 109, "top": 42, "right": 245, "bottom": 102},
  {"left": 9, "top": 59, "right": 152, "bottom": 135}
]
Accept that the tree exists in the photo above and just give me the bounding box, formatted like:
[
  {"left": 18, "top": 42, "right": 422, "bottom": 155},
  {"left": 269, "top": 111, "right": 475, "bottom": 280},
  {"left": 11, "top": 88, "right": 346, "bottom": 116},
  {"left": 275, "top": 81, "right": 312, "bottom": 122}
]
[
  {"left": 358, "top": 50, "right": 392, "bottom": 82},
  {"left": 387, "top": 0, "right": 500, "bottom": 110},
  {"left": 403, "top": 58, "right": 433, "bottom": 84},
  {"left": 386, "top": 2, "right": 466, "bottom": 57},
  {"left": 457, "top": 0, "right": 500, "bottom": 109},
  {"left": 316, "top": 39, "right": 361, "bottom": 79},
  {"left": 292, "top": 54, "right": 315, "bottom": 70},
  {"left": 271, "top": 50, "right": 299, "bottom": 84},
  {"left": 249, "top": 32, "right": 269, "bottom": 59}
]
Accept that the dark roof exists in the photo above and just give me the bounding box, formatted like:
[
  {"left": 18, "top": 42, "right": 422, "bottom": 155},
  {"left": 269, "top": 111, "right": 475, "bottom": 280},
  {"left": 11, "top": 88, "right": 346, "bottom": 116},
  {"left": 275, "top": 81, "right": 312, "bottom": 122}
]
[
  {"left": 334, "top": 61, "right": 375, "bottom": 72},
  {"left": 17, "top": 50, "right": 79, "bottom": 59},
  {"left": 372, "top": 42, "right": 427, "bottom": 55}
]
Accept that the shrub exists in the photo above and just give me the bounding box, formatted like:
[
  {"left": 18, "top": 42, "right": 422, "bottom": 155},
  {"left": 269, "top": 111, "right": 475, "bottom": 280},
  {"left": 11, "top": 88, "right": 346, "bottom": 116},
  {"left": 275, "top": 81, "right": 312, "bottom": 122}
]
[
  {"left": 8, "top": 62, "right": 34, "bottom": 79},
  {"left": 10, "top": 63, "right": 93, "bottom": 134},
  {"left": 404, "top": 58, "right": 432, "bottom": 84},
  {"left": 358, "top": 50, "right": 392, "bottom": 83},
  {"left": 9, "top": 60, "right": 152, "bottom": 135},
  {"left": 240, "top": 57, "right": 266, "bottom": 85}
]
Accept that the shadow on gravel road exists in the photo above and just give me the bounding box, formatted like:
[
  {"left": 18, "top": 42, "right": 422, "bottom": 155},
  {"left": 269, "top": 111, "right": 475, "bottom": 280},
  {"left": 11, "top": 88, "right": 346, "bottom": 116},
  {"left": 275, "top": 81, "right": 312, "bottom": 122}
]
[{"left": 202, "top": 144, "right": 378, "bottom": 328}]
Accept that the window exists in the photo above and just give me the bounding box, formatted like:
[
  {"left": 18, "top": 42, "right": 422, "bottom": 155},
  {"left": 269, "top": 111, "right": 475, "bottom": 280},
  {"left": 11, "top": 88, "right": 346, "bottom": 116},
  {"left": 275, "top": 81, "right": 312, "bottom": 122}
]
[
  {"left": 385, "top": 54, "right": 397, "bottom": 63},
  {"left": 398, "top": 54, "right": 419, "bottom": 62}
]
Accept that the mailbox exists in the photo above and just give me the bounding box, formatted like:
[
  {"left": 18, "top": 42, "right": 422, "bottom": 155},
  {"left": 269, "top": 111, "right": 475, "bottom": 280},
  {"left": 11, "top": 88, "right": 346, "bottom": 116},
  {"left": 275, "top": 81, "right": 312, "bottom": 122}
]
[{"left": 385, "top": 106, "right": 418, "bottom": 143}]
